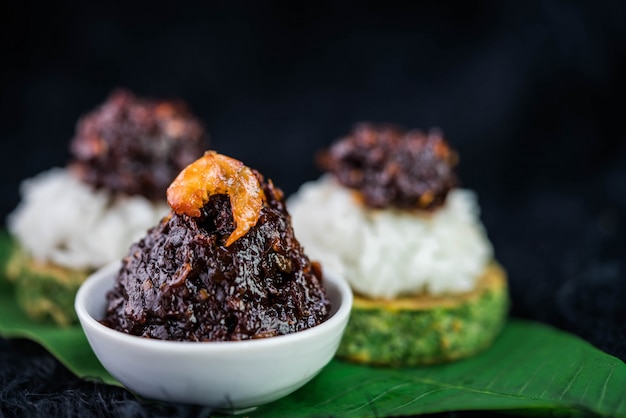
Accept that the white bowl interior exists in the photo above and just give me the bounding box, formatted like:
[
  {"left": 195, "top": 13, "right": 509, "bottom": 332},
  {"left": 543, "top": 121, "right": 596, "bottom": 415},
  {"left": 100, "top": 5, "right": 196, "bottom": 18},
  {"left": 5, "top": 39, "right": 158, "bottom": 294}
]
[{"left": 75, "top": 261, "right": 352, "bottom": 410}]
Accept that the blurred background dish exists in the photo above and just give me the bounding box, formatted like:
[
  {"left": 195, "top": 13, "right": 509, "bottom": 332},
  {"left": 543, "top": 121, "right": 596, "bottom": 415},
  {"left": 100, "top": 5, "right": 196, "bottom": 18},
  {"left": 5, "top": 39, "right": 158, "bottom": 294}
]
[{"left": 3, "top": 89, "right": 208, "bottom": 326}]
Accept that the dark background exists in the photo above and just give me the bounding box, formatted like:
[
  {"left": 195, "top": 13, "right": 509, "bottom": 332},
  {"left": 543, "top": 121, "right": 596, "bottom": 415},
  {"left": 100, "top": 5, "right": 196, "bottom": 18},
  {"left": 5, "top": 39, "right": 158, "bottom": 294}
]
[{"left": 1, "top": 1, "right": 625, "bottom": 417}]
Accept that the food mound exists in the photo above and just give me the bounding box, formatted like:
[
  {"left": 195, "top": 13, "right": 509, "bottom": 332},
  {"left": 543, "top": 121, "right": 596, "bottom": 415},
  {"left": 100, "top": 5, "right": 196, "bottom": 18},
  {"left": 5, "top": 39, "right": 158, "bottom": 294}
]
[
  {"left": 102, "top": 152, "right": 331, "bottom": 341},
  {"left": 70, "top": 89, "right": 207, "bottom": 201},
  {"left": 317, "top": 122, "right": 458, "bottom": 210},
  {"left": 288, "top": 123, "right": 508, "bottom": 366},
  {"left": 5, "top": 89, "right": 208, "bottom": 326}
]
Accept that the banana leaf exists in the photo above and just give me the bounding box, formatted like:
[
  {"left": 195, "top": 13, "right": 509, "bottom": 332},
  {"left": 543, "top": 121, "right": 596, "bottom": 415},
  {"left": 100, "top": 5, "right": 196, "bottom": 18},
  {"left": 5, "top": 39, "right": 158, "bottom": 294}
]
[{"left": 0, "top": 231, "right": 624, "bottom": 417}]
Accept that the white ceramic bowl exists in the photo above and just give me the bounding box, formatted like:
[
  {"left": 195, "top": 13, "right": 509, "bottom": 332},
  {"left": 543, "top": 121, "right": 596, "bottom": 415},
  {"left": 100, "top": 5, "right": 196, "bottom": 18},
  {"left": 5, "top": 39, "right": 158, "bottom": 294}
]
[{"left": 75, "top": 262, "right": 352, "bottom": 412}]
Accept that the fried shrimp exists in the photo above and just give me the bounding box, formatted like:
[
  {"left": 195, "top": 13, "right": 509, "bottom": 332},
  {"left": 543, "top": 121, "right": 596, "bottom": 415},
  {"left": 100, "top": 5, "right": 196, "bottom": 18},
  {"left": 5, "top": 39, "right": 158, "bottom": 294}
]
[{"left": 166, "top": 151, "right": 265, "bottom": 246}]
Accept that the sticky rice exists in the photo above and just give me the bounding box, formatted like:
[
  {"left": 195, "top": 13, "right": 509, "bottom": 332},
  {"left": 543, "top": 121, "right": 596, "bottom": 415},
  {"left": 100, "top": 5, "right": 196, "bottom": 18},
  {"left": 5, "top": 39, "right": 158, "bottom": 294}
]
[
  {"left": 8, "top": 168, "right": 169, "bottom": 270},
  {"left": 288, "top": 175, "right": 493, "bottom": 299}
]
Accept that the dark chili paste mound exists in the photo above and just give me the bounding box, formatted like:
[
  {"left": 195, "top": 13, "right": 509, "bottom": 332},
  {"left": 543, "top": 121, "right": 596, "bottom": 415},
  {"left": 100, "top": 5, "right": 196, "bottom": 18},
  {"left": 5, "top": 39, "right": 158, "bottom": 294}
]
[
  {"left": 69, "top": 89, "right": 208, "bottom": 201},
  {"left": 101, "top": 173, "right": 331, "bottom": 341},
  {"left": 317, "top": 123, "right": 458, "bottom": 210}
]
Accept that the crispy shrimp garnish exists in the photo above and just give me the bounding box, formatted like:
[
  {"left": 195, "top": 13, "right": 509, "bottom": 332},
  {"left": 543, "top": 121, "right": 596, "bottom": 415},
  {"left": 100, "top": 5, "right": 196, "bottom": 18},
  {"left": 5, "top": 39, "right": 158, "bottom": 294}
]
[{"left": 166, "top": 151, "right": 265, "bottom": 246}]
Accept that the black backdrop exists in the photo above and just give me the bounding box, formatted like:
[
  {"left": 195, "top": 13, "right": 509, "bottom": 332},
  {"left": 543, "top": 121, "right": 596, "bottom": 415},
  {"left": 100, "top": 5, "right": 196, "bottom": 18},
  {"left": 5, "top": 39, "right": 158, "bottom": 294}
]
[{"left": 1, "top": 1, "right": 625, "bottom": 417}]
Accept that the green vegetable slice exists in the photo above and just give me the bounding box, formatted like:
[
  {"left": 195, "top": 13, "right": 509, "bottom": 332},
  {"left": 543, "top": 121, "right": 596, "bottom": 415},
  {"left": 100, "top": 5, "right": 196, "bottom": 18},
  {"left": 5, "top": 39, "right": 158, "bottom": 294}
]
[{"left": 1, "top": 230, "right": 624, "bottom": 416}]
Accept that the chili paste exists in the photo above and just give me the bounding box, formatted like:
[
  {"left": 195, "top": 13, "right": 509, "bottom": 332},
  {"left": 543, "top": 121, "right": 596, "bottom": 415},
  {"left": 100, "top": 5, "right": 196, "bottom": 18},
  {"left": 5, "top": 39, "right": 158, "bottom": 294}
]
[
  {"left": 69, "top": 89, "right": 208, "bottom": 201},
  {"left": 317, "top": 122, "right": 458, "bottom": 210},
  {"left": 102, "top": 171, "right": 330, "bottom": 341}
]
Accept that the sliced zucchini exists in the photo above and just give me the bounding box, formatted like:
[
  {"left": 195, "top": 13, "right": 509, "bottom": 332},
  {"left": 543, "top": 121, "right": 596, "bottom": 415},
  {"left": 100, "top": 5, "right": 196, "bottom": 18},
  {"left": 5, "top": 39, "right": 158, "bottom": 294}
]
[
  {"left": 337, "top": 263, "right": 509, "bottom": 366},
  {"left": 5, "top": 243, "right": 90, "bottom": 326}
]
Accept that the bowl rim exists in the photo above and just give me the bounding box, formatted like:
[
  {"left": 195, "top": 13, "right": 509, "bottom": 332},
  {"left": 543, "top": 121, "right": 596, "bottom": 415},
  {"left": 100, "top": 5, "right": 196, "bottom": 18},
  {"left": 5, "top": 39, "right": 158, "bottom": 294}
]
[{"left": 75, "top": 261, "right": 353, "bottom": 352}]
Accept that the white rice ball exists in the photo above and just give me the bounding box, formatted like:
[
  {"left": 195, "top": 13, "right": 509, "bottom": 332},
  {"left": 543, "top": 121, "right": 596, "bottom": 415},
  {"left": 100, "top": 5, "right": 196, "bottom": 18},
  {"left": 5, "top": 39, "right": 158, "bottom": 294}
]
[
  {"left": 8, "top": 168, "right": 169, "bottom": 270},
  {"left": 287, "top": 176, "right": 493, "bottom": 299}
]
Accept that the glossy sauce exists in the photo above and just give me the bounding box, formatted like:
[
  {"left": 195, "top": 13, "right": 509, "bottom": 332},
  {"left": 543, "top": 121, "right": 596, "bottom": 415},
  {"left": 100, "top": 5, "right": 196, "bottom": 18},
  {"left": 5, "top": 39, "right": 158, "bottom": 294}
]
[{"left": 102, "top": 173, "right": 330, "bottom": 341}]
